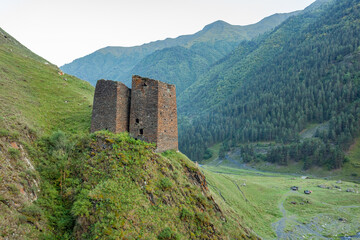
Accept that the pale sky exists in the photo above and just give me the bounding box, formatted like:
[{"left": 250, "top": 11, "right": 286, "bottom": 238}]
[{"left": 0, "top": 0, "right": 316, "bottom": 66}]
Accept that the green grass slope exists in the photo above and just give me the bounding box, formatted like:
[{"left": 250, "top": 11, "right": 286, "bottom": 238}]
[
  {"left": 343, "top": 137, "right": 360, "bottom": 180},
  {"left": 34, "top": 131, "right": 255, "bottom": 239},
  {"left": 0, "top": 27, "right": 94, "bottom": 239},
  {"left": 203, "top": 165, "right": 360, "bottom": 239},
  {"left": 0, "top": 28, "right": 94, "bottom": 135}
]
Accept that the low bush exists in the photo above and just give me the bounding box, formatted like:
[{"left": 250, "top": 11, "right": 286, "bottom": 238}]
[
  {"left": 179, "top": 207, "right": 193, "bottom": 221},
  {"left": 159, "top": 177, "right": 173, "bottom": 190},
  {"left": 157, "top": 227, "right": 180, "bottom": 240},
  {"left": 8, "top": 147, "right": 20, "bottom": 159}
]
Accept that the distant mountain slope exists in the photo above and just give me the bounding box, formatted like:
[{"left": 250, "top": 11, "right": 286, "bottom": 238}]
[
  {"left": 128, "top": 46, "right": 209, "bottom": 94},
  {"left": 178, "top": 0, "right": 360, "bottom": 169},
  {"left": 61, "top": 12, "right": 297, "bottom": 87}
]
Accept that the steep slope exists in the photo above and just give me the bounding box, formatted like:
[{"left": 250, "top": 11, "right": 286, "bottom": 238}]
[
  {"left": 0, "top": 27, "right": 94, "bottom": 238},
  {"left": 0, "top": 28, "right": 255, "bottom": 239},
  {"left": 61, "top": 12, "right": 297, "bottom": 87},
  {"left": 0, "top": 28, "right": 94, "bottom": 135},
  {"left": 178, "top": 0, "right": 360, "bottom": 170},
  {"left": 36, "top": 131, "right": 255, "bottom": 239},
  {"left": 178, "top": 0, "right": 336, "bottom": 114}
]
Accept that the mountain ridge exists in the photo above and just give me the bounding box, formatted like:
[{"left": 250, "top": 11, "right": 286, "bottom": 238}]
[
  {"left": 178, "top": 0, "right": 360, "bottom": 172},
  {"left": 61, "top": 12, "right": 298, "bottom": 86}
]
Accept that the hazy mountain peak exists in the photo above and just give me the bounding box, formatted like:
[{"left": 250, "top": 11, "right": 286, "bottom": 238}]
[
  {"left": 61, "top": 12, "right": 298, "bottom": 86},
  {"left": 202, "top": 20, "right": 232, "bottom": 31},
  {"left": 304, "top": 0, "right": 336, "bottom": 12}
]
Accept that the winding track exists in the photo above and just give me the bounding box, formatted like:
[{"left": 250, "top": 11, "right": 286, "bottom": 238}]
[
  {"left": 205, "top": 156, "right": 360, "bottom": 239},
  {"left": 272, "top": 191, "right": 329, "bottom": 239}
]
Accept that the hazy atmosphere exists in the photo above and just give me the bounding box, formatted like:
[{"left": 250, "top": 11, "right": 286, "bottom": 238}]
[
  {"left": 1, "top": 0, "right": 360, "bottom": 239},
  {"left": 0, "top": 0, "right": 315, "bottom": 66}
]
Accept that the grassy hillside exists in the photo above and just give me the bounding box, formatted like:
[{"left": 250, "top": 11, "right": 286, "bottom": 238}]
[
  {"left": 33, "top": 131, "right": 255, "bottom": 239},
  {"left": 343, "top": 138, "right": 360, "bottom": 180},
  {"left": 0, "top": 27, "right": 94, "bottom": 239},
  {"left": 0, "top": 28, "right": 94, "bottom": 135},
  {"left": 0, "top": 27, "right": 255, "bottom": 239},
  {"left": 178, "top": 0, "right": 360, "bottom": 170},
  {"left": 60, "top": 13, "right": 297, "bottom": 87},
  {"left": 203, "top": 165, "right": 360, "bottom": 239}
]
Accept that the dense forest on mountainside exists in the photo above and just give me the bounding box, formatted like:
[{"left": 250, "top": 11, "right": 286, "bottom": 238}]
[
  {"left": 179, "top": 0, "right": 360, "bottom": 170},
  {"left": 61, "top": 13, "right": 297, "bottom": 89}
]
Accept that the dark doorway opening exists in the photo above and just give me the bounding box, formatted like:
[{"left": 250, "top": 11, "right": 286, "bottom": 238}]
[
  {"left": 140, "top": 129, "right": 144, "bottom": 135},
  {"left": 136, "top": 118, "right": 139, "bottom": 123}
]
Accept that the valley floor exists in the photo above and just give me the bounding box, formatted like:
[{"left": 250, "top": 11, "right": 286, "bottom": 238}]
[{"left": 202, "top": 164, "right": 360, "bottom": 239}]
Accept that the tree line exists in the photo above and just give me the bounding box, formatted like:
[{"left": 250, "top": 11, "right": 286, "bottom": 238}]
[{"left": 179, "top": 0, "right": 360, "bottom": 170}]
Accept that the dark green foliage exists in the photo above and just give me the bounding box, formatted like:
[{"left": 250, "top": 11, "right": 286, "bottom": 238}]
[
  {"left": 218, "top": 141, "right": 230, "bottom": 160},
  {"left": 8, "top": 147, "right": 20, "bottom": 159},
  {"left": 218, "top": 147, "right": 225, "bottom": 160},
  {"left": 264, "top": 139, "right": 345, "bottom": 169},
  {"left": 0, "top": 128, "right": 9, "bottom": 137},
  {"left": 203, "top": 148, "right": 213, "bottom": 160},
  {"left": 179, "top": 208, "right": 193, "bottom": 221},
  {"left": 20, "top": 205, "right": 43, "bottom": 220},
  {"left": 157, "top": 227, "right": 179, "bottom": 240},
  {"left": 71, "top": 190, "right": 92, "bottom": 217},
  {"left": 159, "top": 177, "right": 173, "bottom": 190},
  {"left": 179, "top": 0, "right": 360, "bottom": 170},
  {"left": 240, "top": 145, "right": 256, "bottom": 163}
]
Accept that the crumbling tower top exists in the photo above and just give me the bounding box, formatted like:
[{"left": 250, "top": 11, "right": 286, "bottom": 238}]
[{"left": 91, "top": 80, "right": 131, "bottom": 133}]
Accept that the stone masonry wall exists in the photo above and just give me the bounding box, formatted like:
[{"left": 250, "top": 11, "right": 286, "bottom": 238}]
[
  {"left": 157, "top": 81, "right": 178, "bottom": 152},
  {"left": 129, "top": 76, "right": 159, "bottom": 144},
  {"left": 91, "top": 80, "right": 130, "bottom": 133},
  {"left": 116, "top": 82, "right": 131, "bottom": 132}
]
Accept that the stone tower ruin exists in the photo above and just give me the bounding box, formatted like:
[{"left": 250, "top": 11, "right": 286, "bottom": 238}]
[
  {"left": 90, "top": 80, "right": 131, "bottom": 133},
  {"left": 91, "top": 75, "right": 178, "bottom": 152}
]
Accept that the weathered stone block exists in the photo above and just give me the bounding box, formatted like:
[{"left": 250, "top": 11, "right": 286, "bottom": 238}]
[{"left": 91, "top": 80, "right": 130, "bottom": 133}]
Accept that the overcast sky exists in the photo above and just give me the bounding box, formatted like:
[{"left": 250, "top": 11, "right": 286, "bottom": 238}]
[{"left": 0, "top": 0, "right": 316, "bottom": 66}]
